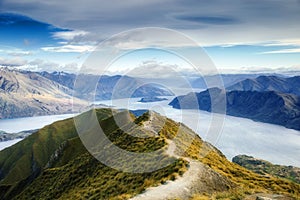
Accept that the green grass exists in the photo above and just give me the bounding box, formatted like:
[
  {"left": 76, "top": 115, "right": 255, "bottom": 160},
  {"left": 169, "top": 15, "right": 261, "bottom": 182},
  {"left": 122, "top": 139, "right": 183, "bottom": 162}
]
[
  {"left": 16, "top": 152, "right": 187, "bottom": 200},
  {"left": 0, "top": 109, "right": 188, "bottom": 200}
]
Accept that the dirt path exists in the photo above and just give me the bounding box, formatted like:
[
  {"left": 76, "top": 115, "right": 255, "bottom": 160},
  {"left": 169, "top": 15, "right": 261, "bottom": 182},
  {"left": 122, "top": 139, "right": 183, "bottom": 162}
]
[{"left": 130, "top": 140, "right": 205, "bottom": 200}]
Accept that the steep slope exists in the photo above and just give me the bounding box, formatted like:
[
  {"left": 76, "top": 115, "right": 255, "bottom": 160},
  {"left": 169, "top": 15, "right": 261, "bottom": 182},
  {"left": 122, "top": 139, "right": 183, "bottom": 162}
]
[
  {"left": 233, "top": 155, "right": 300, "bottom": 184},
  {"left": 227, "top": 75, "right": 300, "bottom": 96},
  {"left": 169, "top": 88, "right": 300, "bottom": 130},
  {"left": 39, "top": 71, "right": 174, "bottom": 100},
  {"left": 0, "top": 68, "right": 85, "bottom": 118},
  {"left": 0, "top": 108, "right": 299, "bottom": 199}
]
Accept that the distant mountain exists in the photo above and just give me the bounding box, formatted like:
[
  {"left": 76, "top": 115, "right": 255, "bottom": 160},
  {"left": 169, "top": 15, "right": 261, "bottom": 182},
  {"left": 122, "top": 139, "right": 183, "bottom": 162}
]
[
  {"left": 191, "top": 74, "right": 260, "bottom": 88},
  {"left": 39, "top": 71, "right": 174, "bottom": 100},
  {"left": 138, "top": 96, "right": 168, "bottom": 103},
  {"left": 0, "top": 68, "right": 85, "bottom": 119},
  {"left": 169, "top": 88, "right": 300, "bottom": 130},
  {"left": 0, "top": 68, "right": 174, "bottom": 118},
  {"left": 227, "top": 75, "right": 300, "bottom": 96},
  {"left": 233, "top": 155, "right": 300, "bottom": 184},
  {"left": 0, "top": 108, "right": 299, "bottom": 199}
]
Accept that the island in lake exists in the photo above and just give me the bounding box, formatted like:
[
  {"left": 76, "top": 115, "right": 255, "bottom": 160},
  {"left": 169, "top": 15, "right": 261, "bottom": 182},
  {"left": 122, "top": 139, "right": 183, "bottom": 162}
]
[{"left": 138, "top": 96, "right": 168, "bottom": 103}]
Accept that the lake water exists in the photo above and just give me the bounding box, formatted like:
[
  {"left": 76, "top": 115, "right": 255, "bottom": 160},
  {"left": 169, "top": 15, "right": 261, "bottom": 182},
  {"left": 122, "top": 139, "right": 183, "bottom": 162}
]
[
  {"left": 1, "top": 97, "right": 300, "bottom": 167},
  {"left": 0, "top": 114, "right": 75, "bottom": 133}
]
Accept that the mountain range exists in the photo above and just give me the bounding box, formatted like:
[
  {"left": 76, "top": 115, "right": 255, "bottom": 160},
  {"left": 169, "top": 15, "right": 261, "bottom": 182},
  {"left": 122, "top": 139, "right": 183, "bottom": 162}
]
[
  {"left": 39, "top": 71, "right": 173, "bottom": 100},
  {"left": 227, "top": 75, "right": 300, "bottom": 96},
  {"left": 169, "top": 87, "right": 300, "bottom": 130},
  {"left": 0, "top": 108, "right": 299, "bottom": 199},
  {"left": 190, "top": 74, "right": 260, "bottom": 88},
  {"left": 0, "top": 68, "right": 86, "bottom": 119},
  {"left": 0, "top": 68, "right": 173, "bottom": 119}
]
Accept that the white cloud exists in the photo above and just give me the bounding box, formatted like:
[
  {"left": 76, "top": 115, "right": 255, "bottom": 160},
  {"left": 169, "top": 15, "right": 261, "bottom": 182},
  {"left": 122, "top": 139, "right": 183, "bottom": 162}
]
[
  {"left": 0, "top": 48, "right": 33, "bottom": 56},
  {"left": 8, "top": 59, "right": 80, "bottom": 72},
  {"left": 112, "top": 60, "right": 197, "bottom": 78},
  {"left": 52, "top": 30, "right": 89, "bottom": 41},
  {"left": 28, "top": 59, "right": 61, "bottom": 70},
  {"left": 100, "top": 28, "right": 198, "bottom": 50},
  {"left": 41, "top": 44, "right": 94, "bottom": 53},
  {"left": 260, "top": 48, "right": 300, "bottom": 54},
  {"left": 3, "top": 0, "right": 300, "bottom": 48},
  {"left": 262, "top": 39, "right": 300, "bottom": 47},
  {"left": 63, "top": 62, "right": 79, "bottom": 72},
  {"left": 0, "top": 56, "right": 27, "bottom": 66},
  {"left": 218, "top": 66, "right": 300, "bottom": 75}
]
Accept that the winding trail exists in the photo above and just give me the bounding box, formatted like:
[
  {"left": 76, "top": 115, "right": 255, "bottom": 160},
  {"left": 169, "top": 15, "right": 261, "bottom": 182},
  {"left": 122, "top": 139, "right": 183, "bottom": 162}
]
[{"left": 130, "top": 140, "right": 205, "bottom": 200}]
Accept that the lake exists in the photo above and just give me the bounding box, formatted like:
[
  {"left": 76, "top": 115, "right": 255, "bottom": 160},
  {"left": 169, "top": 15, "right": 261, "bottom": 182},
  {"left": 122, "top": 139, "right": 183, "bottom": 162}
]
[{"left": 0, "top": 114, "right": 75, "bottom": 133}]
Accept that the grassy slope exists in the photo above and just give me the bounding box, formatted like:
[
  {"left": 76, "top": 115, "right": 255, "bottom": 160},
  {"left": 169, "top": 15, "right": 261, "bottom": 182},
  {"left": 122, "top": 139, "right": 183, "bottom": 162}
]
[
  {"left": 0, "top": 109, "right": 300, "bottom": 199},
  {"left": 182, "top": 137, "right": 300, "bottom": 199},
  {"left": 0, "top": 109, "right": 114, "bottom": 199},
  {"left": 1, "top": 109, "right": 188, "bottom": 200}
]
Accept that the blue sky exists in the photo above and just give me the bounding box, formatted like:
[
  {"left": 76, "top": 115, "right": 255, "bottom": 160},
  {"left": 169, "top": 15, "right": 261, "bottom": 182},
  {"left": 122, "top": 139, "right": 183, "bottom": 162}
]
[{"left": 0, "top": 0, "right": 300, "bottom": 74}]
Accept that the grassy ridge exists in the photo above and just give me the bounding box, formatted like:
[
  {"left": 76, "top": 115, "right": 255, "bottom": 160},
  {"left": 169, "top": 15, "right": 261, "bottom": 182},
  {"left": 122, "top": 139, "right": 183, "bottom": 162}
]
[{"left": 0, "top": 109, "right": 188, "bottom": 199}]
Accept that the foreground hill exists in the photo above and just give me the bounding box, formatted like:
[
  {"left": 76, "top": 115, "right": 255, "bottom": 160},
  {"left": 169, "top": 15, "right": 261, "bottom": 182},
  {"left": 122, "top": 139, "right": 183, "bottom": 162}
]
[
  {"left": 227, "top": 75, "right": 300, "bottom": 96},
  {"left": 0, "top": 68, "right": 85, "bottom": 119},
  {"left": 169, "top": 88, "right": 300, "bottom": 130},
  {"left": 0, "top": 108, "right": 299, "bottom": 199}
]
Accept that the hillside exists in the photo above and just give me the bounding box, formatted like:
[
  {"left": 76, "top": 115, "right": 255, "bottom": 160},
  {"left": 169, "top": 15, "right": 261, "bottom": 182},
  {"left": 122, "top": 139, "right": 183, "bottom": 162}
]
[
  {"left": 227, "top": 75, "right": 300, "bottom": 96},
  {"left": 233, "top": 155, "right": 300, "bottom": 184},
  {"left": 169, "top": 88, "right": 300, "bottom": 130},
  {"left": 0, "top": 68, "right": 86, "bottom": 119},
  {"left": 0, "top": 108, "right": 299, "bottom": 199}
]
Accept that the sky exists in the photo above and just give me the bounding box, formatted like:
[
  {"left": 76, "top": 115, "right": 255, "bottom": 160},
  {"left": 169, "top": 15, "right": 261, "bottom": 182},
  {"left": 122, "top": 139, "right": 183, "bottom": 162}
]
[{"left": 0, "top": 0, "right": 300, "bottom": 75}]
